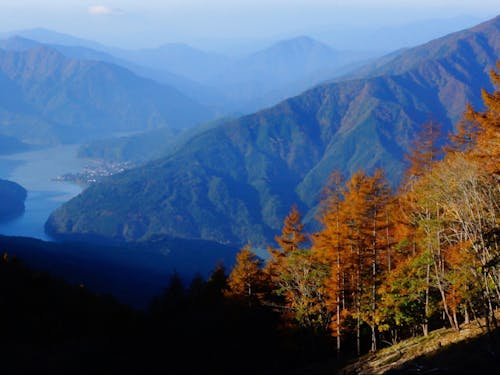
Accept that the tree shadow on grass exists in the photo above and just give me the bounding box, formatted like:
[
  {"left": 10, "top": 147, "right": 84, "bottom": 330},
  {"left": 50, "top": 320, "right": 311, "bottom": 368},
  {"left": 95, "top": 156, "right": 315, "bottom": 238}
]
[{"left": 386, "top": 327, "right": 500, "bottom": 374}]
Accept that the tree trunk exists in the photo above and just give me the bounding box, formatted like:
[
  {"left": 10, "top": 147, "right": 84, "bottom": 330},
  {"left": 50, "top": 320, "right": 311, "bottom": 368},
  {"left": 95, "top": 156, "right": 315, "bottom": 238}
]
[
  {"left": 357, "top": 313, "right": 361, "bottom": 357},
  {"left": 371, "top": 212, "right": 377, "bottom": 352},
  {"left": 464, "top": 303, "right": 470, "bottom": 325},
  {"left": 386, "top": 209, "right": 391, "bottom": 272},
  {"left": 434, "top": 264, "right": 458, "bottom": 330},
  {"left": 423, "top": 263, "right": 430, "bottom": 336},
  {"left": 336, "top": 215, "right": 342, "bottom": 354},
  {"left": 357, "top": 248, "right": 361, "bottom": 357},
  {"left": 433, "top": 206, "right": 458, "bottom": 331},
  {"left": 453, "top": 310, "right": 459, "bottom": 331}
]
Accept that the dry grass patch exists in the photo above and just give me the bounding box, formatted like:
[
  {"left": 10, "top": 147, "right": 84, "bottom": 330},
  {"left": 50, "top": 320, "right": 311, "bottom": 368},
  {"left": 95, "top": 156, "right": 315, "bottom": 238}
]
[{"left": 340, "top": 317, "right": 500, "bottom": 375}]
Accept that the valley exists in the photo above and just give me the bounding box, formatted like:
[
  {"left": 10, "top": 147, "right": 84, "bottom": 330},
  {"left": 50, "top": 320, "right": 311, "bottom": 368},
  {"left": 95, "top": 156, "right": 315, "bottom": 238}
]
[
  {"left": 0, "top": 7, "right": 499, "bottom": 375},
  {"left": 46, "top": 16, "right": 500, "bottom": 247}
]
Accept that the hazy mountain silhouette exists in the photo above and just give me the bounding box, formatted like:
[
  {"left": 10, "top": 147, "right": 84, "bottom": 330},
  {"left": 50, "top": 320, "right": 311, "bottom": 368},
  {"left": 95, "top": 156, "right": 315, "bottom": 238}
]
[
  {"left": 206, "top": 36, "right": 372, "bottom": 112},
  {"left": 108, "top": 35, "right": 370, "bottom": 113},
  {"left": 0, "top": 36, "right": 230, "bottom": 114},
  {"left": 0, "top": 46, "right": 213, "bottom": 144},
  {"left": 310, "top": 15, "right": 485, "bottom": 52},
  {"left": 0, "top": 27, "right": 107, "bottom": 51},
  {"left": 1, "top": 33, "right": 366, "bottom": 115}
]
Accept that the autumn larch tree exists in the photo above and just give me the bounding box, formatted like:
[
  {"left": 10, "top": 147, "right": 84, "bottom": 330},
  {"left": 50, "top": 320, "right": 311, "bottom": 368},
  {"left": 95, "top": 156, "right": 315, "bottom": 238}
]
[
  {"left": 464, "top": 61, "right": 500, "bottom": 176},
  {"left": 275, "top": 250, "right": 330, "bottom": 335},
  {"left": 313, "top": 170, "right": 346, "bottom": 353},
  {"left": 364, "top": 169, "right": 393, "bottom": 351},
  {"left": 265, "top": 205, "right": 308, "bottom": 296},
  {"left": 225, "top": 245, "right": 265, "bottom": 308},
  {"left": 331, "top": 169, "right": 393, "bottom": 353},
  {"left": 398, "top": 119, "right": 446, "bottom": 334}
]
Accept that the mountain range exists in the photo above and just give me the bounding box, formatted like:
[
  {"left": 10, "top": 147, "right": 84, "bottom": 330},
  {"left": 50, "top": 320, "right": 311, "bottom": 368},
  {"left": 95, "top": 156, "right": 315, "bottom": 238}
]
[
  {"left": 0, "top": 36, "right": 230, "bottom": 116},
  {"left": 1, "top": 30, "right": 375, "bottom": 115},
  {"left": 204, "top": 36, "right": 373, "bottom": 113},
  {"left": 0, "top": 45, "right": 213, "bottom": 144},
  {"left": 45, "top": 16, "right": 500, "bottom": 247},
  {"left": 77, "top": 116, "right": 235, "bottom": 163},
  {"left": 310, "top": 15, "right": 485, "bottom": 52},
  {"left": 111, "top": 36, "right": 375, "bottom": 113}
]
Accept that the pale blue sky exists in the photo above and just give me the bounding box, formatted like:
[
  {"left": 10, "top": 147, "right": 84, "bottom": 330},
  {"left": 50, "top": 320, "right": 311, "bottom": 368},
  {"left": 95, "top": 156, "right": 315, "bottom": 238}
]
[{"left": 0, "top": 0, "right": 498, "bottom": 49}]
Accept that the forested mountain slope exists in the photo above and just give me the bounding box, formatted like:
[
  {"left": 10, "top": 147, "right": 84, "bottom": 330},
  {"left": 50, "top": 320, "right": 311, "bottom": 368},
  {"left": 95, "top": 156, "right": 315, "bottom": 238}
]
[
  {"left": 47, "top": 16, "right": 500, "bottom": 246},
  {"left": 0, "top": 46, "right": 212, "bottom": 144}
]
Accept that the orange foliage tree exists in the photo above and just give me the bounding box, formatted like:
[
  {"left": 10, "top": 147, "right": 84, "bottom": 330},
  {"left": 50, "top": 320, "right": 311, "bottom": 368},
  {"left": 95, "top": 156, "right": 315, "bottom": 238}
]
[
  {"left": 314, "top": 169, "right": 393, "bottom": 353},
  {"left": 225, "top": 245, "right": 265, "bottom": 308},
  {"left": 464, "top": 61, "right": 500, "bottom": 176},
  {"left": 313, "top": 171, "right": 346, "bottom": 352},
  {"left": 265, "top": 205, "right": 308, "bottom": 292}
]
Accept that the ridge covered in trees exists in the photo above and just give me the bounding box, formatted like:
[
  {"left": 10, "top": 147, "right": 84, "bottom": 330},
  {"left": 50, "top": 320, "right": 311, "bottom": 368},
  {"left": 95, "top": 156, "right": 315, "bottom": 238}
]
[
  {"left": 45, "top": 16, "right": 500, "bottom": 246},
  {"left": 0, "top": 46, "right": 213, "bottom": 144}
]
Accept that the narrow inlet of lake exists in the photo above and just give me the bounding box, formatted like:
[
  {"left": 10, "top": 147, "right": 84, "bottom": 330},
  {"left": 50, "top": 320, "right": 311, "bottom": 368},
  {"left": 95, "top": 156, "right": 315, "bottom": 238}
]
[{"left": 0, "top": 144, "right": 89, "bottom": 240}]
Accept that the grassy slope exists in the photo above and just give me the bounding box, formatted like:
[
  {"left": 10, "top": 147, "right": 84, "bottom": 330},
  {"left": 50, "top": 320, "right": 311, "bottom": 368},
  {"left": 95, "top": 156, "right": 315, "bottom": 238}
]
[
  {"left": 292, "top": 316, "right": 500, "bottom": 374},
  {"left": 342, "top": 324, "right": 500, "bottom": 374}
]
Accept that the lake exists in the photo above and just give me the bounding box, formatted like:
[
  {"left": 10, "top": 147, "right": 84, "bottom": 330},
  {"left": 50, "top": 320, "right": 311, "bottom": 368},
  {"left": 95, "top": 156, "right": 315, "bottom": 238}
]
[
  {"left": 0, "top": 145, "right": 238, "bottom": 308},
  {"left": 0, "top": 144, "right": 89, "bottom": 240}
]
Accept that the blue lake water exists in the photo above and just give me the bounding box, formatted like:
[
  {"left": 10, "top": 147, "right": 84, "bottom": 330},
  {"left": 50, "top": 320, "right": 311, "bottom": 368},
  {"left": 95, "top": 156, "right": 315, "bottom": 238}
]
[{"left": 0, "top": 144, "right": 88, "bottom": 239}]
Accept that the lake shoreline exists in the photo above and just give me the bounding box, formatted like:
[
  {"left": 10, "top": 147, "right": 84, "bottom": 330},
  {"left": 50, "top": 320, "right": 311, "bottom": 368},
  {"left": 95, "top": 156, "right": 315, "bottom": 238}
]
[{"left": 0, "top": 144, "right": 88, "bottom": 240}]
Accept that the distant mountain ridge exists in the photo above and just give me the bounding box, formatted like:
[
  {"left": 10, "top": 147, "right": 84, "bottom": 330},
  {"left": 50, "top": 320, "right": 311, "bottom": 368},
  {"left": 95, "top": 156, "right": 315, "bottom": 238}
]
[
  {"left": 227, "top": 36, "right": 349, "bottom": 80},
  {"left": 46, "top": 15, "right": 500, "bottom": 246},
  {"left": 111, "top": 42, "right": 231, "bottom": 84},
  {"left": 5, "top": 17, "right": 485, "bottom": 108},
  {"left": 75, "top": 36, "right": 373, "bottom": 164},
  {"left": 206, "top": 36, "right": 371, "bottom": 112},
  {"left": 1, "top": 29, "right": 375, "bottom": 114},
  {"left": 350, "top": 15, "right": 500, "bottom": 80},
  {"left": 0, "top": 36, "right": 226, "bottom": 114},
  {"left": 0, "top": 45, "right": 213, "bottom": 144},
  {"left": 108, "top": 35, "right": 374, "bottom": 113},
  {"left": 310, "top": 15, "right": 485, "bottom": 52},
  {"left": 0, "top": 27, "right": 108, "bottom": 50}
]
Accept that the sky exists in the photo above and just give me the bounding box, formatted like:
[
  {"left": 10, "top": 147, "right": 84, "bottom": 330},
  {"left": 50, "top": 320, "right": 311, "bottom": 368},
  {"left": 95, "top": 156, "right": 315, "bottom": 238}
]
[{"left": 0, "top": 0, "right": 498, "bottom": 50}]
